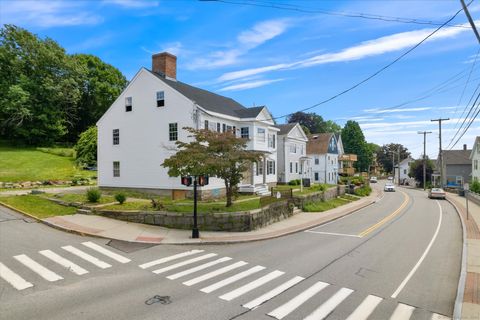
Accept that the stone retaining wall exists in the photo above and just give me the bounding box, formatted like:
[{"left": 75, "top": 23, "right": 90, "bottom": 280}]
[
  {"left": 92, "top": 200, "right": 294, "bottom": 232},
  {"left": 292, "top": 186, "right": 346, "bottom": 209}
]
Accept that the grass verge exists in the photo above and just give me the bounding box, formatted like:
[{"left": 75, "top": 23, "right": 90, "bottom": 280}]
[
  {"left": 0, "top": 195, "right": 77, "bottom": 219},
  {"left": 303, "top": 195, "right": 360, "bottom": 212}
]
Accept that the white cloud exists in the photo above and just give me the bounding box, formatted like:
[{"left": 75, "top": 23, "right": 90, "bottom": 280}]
[
  {"left": 364, "top": 107, "right": 431, "bottom": 114},
  {"left": 218, "top": 21, "right": 474, "bottom": 82},
  {"left": 104, "top": 0, "right": 159, "bottom": 8},
  {"left": 218, "top": 79, "right": 285, "bottom": 92},
  {"left": 0, "top": 1, "right": 102, "bottom": 27},
  {"left": 187, "top": 19, "right": 289, "bottom": 70}
]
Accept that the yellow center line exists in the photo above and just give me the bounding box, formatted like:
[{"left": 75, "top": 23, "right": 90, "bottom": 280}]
[{"left": 357, "top": 191, "right": 410, "bottom": 238}]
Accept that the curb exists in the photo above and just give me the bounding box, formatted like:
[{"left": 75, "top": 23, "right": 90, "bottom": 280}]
[{"left": 446, "top": 196, "right": 468, "bottom": 320}]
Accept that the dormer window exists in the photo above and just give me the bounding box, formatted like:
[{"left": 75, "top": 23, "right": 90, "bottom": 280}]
[
  {"left": 125, "top": 97, "right": 132, "bottom": 112},
  {"left": 156, "top": 91, "right": 165, "bottom": 107}
]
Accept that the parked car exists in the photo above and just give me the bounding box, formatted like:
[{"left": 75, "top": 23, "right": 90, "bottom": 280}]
[
  {"left": 428, "top": 188, "right": 446, "bottom": 199},
  {"left": 384, "top": 183, "right": 395, "bottom": 192},
  {"left": 369, "top": 176, "right": 378, "bottom": 183},
  {"left": 387, "top": 176, "right": 394, "bottom": 181}
]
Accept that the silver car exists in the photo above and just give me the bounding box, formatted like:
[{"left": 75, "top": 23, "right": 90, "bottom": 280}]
[{"left": 384, "top": 183, "right": 395, "bottom": 192}]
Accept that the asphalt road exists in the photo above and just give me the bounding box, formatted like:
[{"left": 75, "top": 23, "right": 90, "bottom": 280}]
[{"left": 0, "top": 183, "right": 462, "bottom": 320}]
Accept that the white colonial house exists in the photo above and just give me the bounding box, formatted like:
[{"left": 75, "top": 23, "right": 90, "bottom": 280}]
[
  {"left": 396, "top": 156, "right": 415, "bottom": 182},
  {"left": 307, "top": 133, "right": 339, "bottom": 184},
  {"left": 276, "top": 123, "right": 310, "bottom": 184},
  {"left": 97, "top": 52, "right": 278, "bottom": 198},
  {"left": 470, "top": 136, "right": 480, "bottom": 182}
]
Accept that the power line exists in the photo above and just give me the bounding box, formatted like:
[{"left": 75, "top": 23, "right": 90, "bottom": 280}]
[
  {"left": 460, "top": 0, "right": 480, "bottom": 43},
  {"left": 456, "top": 48, "right": 479, "bottom": 109},
  {"left": 203, "top": 0, "right": 470, "bottom": 29},
  {"left": 448, "top": 92, "right": 480, "bottom": 149},
  {"left": 265, "top": 4, "right": 469, "bottom": 122}
]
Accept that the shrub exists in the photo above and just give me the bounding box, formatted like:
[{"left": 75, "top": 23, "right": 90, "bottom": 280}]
[
  {"left": 86, "top": 188, "right": 101, "bottom": 203},
  {"left": 114, "top": 192, "right": 126, "bottom": 204},
  {"left": 354, "top": 185, "right": 372, "bottom": 197},
  {"left": 75, "top": 126, "right": 97, "bottom": 168},
  {"left": 288, "top": 179, "right": 301, "bottom": 186},
  {"left": 309, "top": 184, "right": 327, "bottom": 192},
  {"left": 471, "top": 179, "right": 480, "bottom": 194}
]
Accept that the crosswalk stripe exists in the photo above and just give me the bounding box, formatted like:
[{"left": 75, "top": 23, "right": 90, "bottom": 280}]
[
  {"left": 152, "top": 253, "right": 217, "bottom": 274},
  {"left": 219, "top": 270, "right": 285, "bottom": 301},
  {"left": 304, "top": 287, "right": 354, "bottom": 320},
  {"left": 139, "top": 250, "right": 204, "bottom": 269},
  {"left": 267, "top": 281, "right": 330, "bottom": 320},
  {"left": 82, "top": 241, "right": 131, "bottom": 264},
  {"left": 39, "top": 250, "right": 89, "bottom": 276},
  {"left": 183, "top": 261, "right": 248, "bottom": 286},
  {"left": 167, "top": 257, "right": 232, "bottom": 280},
  {"left": 62, "top": 246, "right": 111, "bottom": 269},
  {"left": 431, "top": 313, "right": 451, "bottom": 320},
  {"left": 13, "top": 254, "right": 63, "bottom": 282},
  {"left": 200, "top": 265, "right": 266, "bottom": 294},
  {"left": 0, "top": 262, "right": 33, "bottom": 290},
  {"left": 345, "top": 295, "right": 383, "bottom": 320},
  {"left": 389, "top": 303, "right": 415, "bottom": 320},
  {"left": 243, "top": 276, "right": 305, "bottom": 310}
]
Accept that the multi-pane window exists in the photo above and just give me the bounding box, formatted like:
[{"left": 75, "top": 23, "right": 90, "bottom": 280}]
[
  {"left": 268, "top": 134, "right": 276, "bottom": 148},
  {"left": 125, "top": 97, "right": 132, "bottom": 112},
  {"left": 241, "top": 127, "right": 249, "bottom": 139},
  {"left": 113, "top": 161, "right": 120, "bottom": 177},
  {"left": 169, "top": 123, "right": 178, "bottom": 141},
  {"left": 314, "top": 172, "right": 319, "bottom": 181},
  {"left": 257, "top": 128, "right": 266, "bottom": 141},
  {"left": 156, "top": 91, "right": 165, "bottom": 107},
  {"left": 226, "top": 125, "right": 233, "bottom": 133},
  {"left": 217, "top": 123, "right": 221, "bottom": 132},
  {"left": 295, "top": 162, "right": 298, "bottom": 173},
  {"left": 290, "top": 162, "right": 293, "bottom": 173},
  {"left": 315, "top": 157, "right": 319, "bottom": 165},
  {"left": 204, "top": 120, "right": 209, "bottom": 130},
  {"left": 290, "top": 144, "right": 296, "bottom": 153},
  {"left": 267, "top": 160, "right": 275, "bottom": 175},
  {"left": 256, "top": 161, "right": 263, "bottom": 176},
  {"left": 475, "top": 160, "right": 478, "bottom": 170},
  {"left": 113, "top": 129, "right": 119, "bottom": 145},
  {"left": 222, "top": 124, "right": 226, "bottom": 133}
]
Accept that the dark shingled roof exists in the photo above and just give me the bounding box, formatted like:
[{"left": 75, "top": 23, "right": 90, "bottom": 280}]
[
  {"left": 149, "top": 70, "right": 263, "bottom": 118},
  {"left": 443, "top": 149, "right": 472, "bottom": 165},
  {"left": 307, "top": 133, "right": 334, "bottom": 154},
  {"left": 276, "top": 123, "right": 297, "bottom": 135}
]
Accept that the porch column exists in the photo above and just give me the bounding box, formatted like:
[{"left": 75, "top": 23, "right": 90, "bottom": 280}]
[{"left": 263, "top": 155, "right": 267, "bottom": 185}]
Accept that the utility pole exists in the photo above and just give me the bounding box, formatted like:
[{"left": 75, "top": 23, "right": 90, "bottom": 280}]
[
  {"left": 418, "top": 131, "right": 432, "bottom": 190},
  {"left": 460, "top": 0, "right": 480, "bottom": 44},
  {"left": 397, "top": 149, "right": 401, "bottom": 185},
  {"left": 389, "top": 150, "right": 396, "bottom": 183},
  {"left": 431, "top": 118, "right": 449, "bottom": 187}
]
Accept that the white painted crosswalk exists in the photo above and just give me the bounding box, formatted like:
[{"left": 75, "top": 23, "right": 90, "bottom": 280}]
[
  {"left": 1, "top": 246, "right": 453, "bottom": 320},
  {"left": 139, "top": 249, "right": 452, "bottom": 320},
  {"left": 1, "top": 242, "right": 131, "bottom": 291}
]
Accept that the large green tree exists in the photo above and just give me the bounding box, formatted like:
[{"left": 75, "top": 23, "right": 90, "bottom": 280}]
[
  {"left": 409, "top": 158, "right": 434, "bottom": 188},
  {"left": 341, "top": 120, "right": 372, "bottom": 172},
  {"left": 68, "top": 54, "right": 126, "bottom": 141},
  {"left": 377, "top": 143, "right": 411, "bottom": 173},
  {"left": 286, "top": 111, "right": 341, "bottom": 134},
  {"left": 162, "top": 128, "right": 261, "bottom": 207},
  {"left": 0, "top": 25, "right": 81, "bottom": 145},
  {"left": 0, "top": 25, "right": 126, "bottom": 145},
  {"left": 74, "top": 126, "right": 97, "bottom": 168}
]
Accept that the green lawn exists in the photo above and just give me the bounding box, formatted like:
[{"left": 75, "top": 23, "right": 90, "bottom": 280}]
[
  {"left": 50, "top": 193, "right": 116, "bottom": 205},
  {"left": 101, "top": 198, "right": 261, "bottom": 213},
  {"left": 0, "top": 195, "right": 77, "bottom": 219},
  {"left": 0, "top": 145, "right": 95, "bottom": 182},
  {"left": 303, "top": 196, "right": 357, "bottom": 212}
]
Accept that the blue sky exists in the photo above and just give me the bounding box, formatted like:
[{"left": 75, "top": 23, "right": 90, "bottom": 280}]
[{"left": 1, "top": 0, "right": 479, "bottom": 158}]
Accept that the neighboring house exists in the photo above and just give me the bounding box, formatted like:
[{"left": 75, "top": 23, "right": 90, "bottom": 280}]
[
  {"left": 97, "top": 52, "right": 279, "bottom": 199},
  {"left": 335, "top": 133, "right": 345, "bottom": 174},
  {"left": 307, "top": 133, "right": 339, "bottom": 184},
  {"left": 395, "top": 156, "right": 414, "bottom": 182},
  {"left": 470, "top": 136, "right": 480, "bottom": 182},
  {"left": 276, "top": 123, "right": 310, "bottom": 184},
  {"left": 437, "top": 145, "right": 472, "bottom": 187}
]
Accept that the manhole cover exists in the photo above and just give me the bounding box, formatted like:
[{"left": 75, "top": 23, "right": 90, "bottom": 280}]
[{"left": 107, "top": 239, "right": 157, "bottom": 253}]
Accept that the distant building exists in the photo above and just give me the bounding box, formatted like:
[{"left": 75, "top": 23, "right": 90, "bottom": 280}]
[
  {"left": 276, "top": 123, "right": 310, "bottom": 184},
  {"left": 436, "top": 144, "right": 472, "bottom": 188},
  {"left": 307, "top": 133, "right": 339, "bottom": 184},
  {"left": 470, "top": 136, "right": 480, "bottom": 182},
  {"left": 395, "top": 156, "right": 414, "bottom": 182}
]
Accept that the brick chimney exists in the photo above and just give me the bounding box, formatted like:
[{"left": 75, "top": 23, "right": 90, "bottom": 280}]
[{"left": 152, "top": 52, "right": 176, "bottom": 80}]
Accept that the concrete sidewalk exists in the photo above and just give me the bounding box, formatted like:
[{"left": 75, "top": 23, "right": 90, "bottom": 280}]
[
  {"left": 38, "top": 189, "right": 381, "bottom": 245},
  {"left": 447, "top": 193, "right": 480, "bottom": 320}
]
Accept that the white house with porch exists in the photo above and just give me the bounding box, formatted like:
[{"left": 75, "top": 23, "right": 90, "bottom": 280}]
[
  {"left": 97, "top": 52, "right": 278, "bottom": 198},
  {"left": 307, "top": 133, "right": 339, "bottom": 185},
  {"left": 276, "top": 123, "right": 310, "bottom": 184}
]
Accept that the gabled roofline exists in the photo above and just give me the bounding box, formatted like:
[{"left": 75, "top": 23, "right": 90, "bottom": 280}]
[
  {"left": 96, "top": 67, "right": 146, "bottom": 126},
  {"left": 470, "top": 136, "right": 480, "bottom": 159}
]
